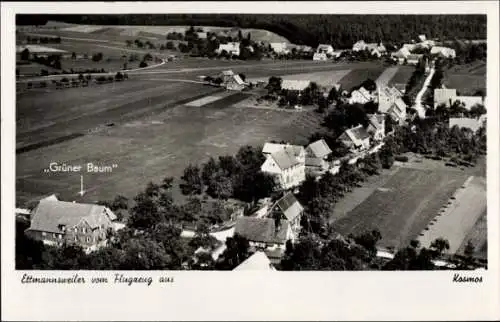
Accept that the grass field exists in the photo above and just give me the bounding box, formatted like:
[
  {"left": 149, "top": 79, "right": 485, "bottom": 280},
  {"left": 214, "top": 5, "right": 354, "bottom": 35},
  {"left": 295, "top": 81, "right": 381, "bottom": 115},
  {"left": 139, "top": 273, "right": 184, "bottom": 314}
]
[
  {"left": 338, "top": 65, "right": 386, "bottom": 91},
  {"left": 456, "top": 211, "right": 487, "bottom": 259},
  {"left": 16, "top": 102, "right": 323, "bottom": 206},
  {"left": 418, "top": 176, "right": 486, "bottom": 254},
  {"left": 331, "top": 167, "right": 469, "bottom": 250},
  {"left": 443, "top": 61, "right": 486, "bottom": 95},
  {"left": 388, "top": 65, "right": 414, "bottom": 87},
  {"left": 375, "top": 67, "right": 399, "bottom": 88}
]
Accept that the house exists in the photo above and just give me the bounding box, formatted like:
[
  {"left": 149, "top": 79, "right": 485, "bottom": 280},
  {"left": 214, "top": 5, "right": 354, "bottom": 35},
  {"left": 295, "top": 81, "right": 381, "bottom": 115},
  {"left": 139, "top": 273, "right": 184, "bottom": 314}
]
[
  {"left": 281, "top": 79, "right": 311, "bottom": 93},
  {"left": 434, "top": 88, "right": 458, "bottom": 108},
  {"left": 316, "top": 44, "right": 334, "bottom": 55},
  {"left": 430, "top": 46, "right": 456, "bottom": 58},
  {"left": 378, "top": 86, "right": 407, "bottom": 124},
  {"left": 216, "top": 42, "right": 240, "bottom": 56},
  {"left": 418, "top": 34, "right": 427, "bottom": 42},
  {"left": 331, "top": 50, "right": 345, "bottom": 59},
  {"left": 449, "top": 117, "right": 484, "bottom": 133},
  {"left": 25, "top": 197, "right": 118, "bottom": 252},
  {"left": 268, "top": 192, "right": 304, "bottom": 235},
  {"left": 349, "top": 87, "right": 373, "bottom": 105},
  {"left": 454, "top": 96, "right": 485, "bottom": 111},
  {"left": 338, "top": 125, "right": 372, "bottom": 152},
  {"left": 270, "top": 42, "right": 289, "bottom": 54},
  {"left": 261, "top": 143, "right": 306, "bottom": 190},
  {"left": 366, "top": 114, "right": 386, "bottom": 141},
  {"left": 234, "top": 217, "right": 295, "bottom": 251},
  {"left": 196, "top": 32, "right": 208, "bottom": 39},
  {"left": 391, "top": 47, "right": 411, "bottom": 64},
  {"left": 402, "top": 43, "right": 418, "bottom": 52},
  {"left": 313, "top": 52, "right": 328, "bottom": 61},
  {"left": 365, "top": 42, "right": 386, "bottom": 56},
  {"left": 219, "top": 70, "right": 247, "bottom": 91},
  {"left": 305, "top": 139, "right": 332, "bottom": 175},
  {"left": 233, "top": 251, "right": 275, "bottom": 271},
  {"left": 406, "top": 54, "right": 423, "bottom": 65},
  {"left": 352, "top": 40, "right": 367, "bottom": 52}
]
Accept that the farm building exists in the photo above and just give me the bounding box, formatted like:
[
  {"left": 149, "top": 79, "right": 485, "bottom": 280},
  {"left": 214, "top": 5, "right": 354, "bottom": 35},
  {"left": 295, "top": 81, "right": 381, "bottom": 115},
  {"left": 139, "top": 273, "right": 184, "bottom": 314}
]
[
  {"left": 449, "top": 117, "right": 484, "bottom": 133},
  {"left": 406, "top": 54, "right": 423, "bottom": 65},
  {"left": 305, "top": 139, "right": 332, "bottom": 176},
  {"left": 216, "top": 42, "right": 240, "bottom": 56},
  {"left": 434, "top": 88, "right": 458, "bottom": 108},
  {"left": 313, "top": 52, "right": 328, "bottom": 61},
  {"left": 234, "top": 217, "right": 295, "bottom": 252},
  {"left": 270, "top": 42, "right": 289, "bottom": 54},
  {"left": 402, "top": 43, "right": 418, "bottom": 52},
  {"left": 366, "top": 114, "right": 386, "bottom": 141},
  {"left": 316, "top": 44, "right": 334, "bottom": 55},
  {"left": 219, "top": 70, "right": 247, "bottom": 91},
  {"left": 391, "top": 47, "right": 411, "bottom": 64},
  {"left": 430, "top": 46, "right": 456, "bottom": 58},
  {"left": 233, "top": 251, "right": 275, "bottom": 271},
  {"left": 352, "top": 40, "right": 367, "bottom": 52},
  {"left": 281, "top": 79, "right": 311, "bottom": 94},
  {"left": 268, "top": 192, "right": 304, "bottom": 235},
  {"left": 378, "top": 86, "right": 407, "bottom": 124},
  {"left": 261, "top": 143, "right": 306, "bottom": 190},
  {"left": 338, "top": 125, "right": 372, "bottom": 153},
  {"left": 25, "top": 196, "right": 118, "bottom": 253},
  {"left": 349, "top": 87, "right": 374, "bottom": 104},
  {"left": 196, "top": 32, "right": 207, "bottom": 39}
]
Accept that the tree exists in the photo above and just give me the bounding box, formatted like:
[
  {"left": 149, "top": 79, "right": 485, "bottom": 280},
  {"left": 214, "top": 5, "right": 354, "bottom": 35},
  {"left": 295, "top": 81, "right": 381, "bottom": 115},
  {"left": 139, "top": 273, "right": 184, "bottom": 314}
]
[
  {"left": 92, "top": 52, "right": 103, "bottom": 62},
  {"left": 430, "top": 237, "right": 450, "bottom": 256},
  {"left": 267, "top": 76, "right": 282, "bottom": 94},
  {"left": 464, "top": 240, "right": 475, "bottom": 257},
  {"left": 129, "top": 188, "right": 164, "bottom": 230},
  {"left": 201, "top": 157, "right": 219, "bottom": 186},
  {"left": 280, "top": 235, "right": 322, "bottom": 270},
  {"left": 20, "top": 48, "right": 30, "bottom": 61},
  {"left": 216, "top": 234, "right": 250, "bottom": 270},
  {"left": 71, "top": 51, "right": 77, "bottom": 59},
  {"left": 238, "top": 73, "right": 246, "bottom": 82},
  {"left": 180, "top": 164, "right": 203, "bottom": 195},
  {"left": 139, "top": 61, "right": 148, "bottom": 68},
  {"left": 115, "top": 72, "right": 124, "bottom": 81},
  {"left": 166, "top": 41, "right": 175, "bottom": 50},
  {"left": 327, "top": 85, "right": 340, "bottom": 104},
  {"left": 207, "top": 173, "right": 233, "bottom": 200},
  {"left": 352, "top": 229, "right": 382, "bottom": 257}
]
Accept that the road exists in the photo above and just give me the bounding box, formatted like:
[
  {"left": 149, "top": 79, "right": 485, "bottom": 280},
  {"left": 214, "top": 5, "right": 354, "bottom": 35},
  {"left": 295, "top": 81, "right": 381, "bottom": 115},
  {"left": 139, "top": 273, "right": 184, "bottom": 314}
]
[{"left": 413, "top": 67, "right": 435, "bottom": 119}]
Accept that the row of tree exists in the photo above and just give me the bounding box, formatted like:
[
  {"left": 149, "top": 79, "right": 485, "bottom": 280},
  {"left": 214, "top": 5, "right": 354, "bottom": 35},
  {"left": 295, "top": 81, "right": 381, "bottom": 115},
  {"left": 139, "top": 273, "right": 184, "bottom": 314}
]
[
  {"left": 20, "top": 14, "right": 486, "bottom": 48},
  {"left": 24, "top": 35, "right": 61, "bottom": 44}
]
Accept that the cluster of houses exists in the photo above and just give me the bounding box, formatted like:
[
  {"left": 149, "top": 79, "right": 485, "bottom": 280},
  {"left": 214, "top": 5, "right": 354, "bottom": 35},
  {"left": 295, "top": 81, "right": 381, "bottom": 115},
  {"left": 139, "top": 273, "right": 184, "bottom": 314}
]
[
  {"left": 20, "top": 194, "right": 124, "bottom": 253},
  {"left": 391, "top": 34, "right": 456, "bottom": 65}
]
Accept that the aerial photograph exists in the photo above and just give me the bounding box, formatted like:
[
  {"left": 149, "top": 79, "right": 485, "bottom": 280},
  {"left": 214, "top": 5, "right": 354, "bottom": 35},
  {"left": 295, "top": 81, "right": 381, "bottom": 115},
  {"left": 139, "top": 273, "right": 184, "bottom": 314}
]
[{"left": 15, "top": 14, "right": 487, "bottom": 271}]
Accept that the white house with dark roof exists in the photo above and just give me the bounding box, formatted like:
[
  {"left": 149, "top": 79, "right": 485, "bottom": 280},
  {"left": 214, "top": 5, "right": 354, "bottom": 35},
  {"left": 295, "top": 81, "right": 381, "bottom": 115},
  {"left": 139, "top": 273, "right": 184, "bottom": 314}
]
[
  {"left": 378, "top": 86, "right": 407, "bottom": 124},
  {"left": 234, "top": 216, "right": 294, "bottom": 251},
  {"left": 261, "top": 143, "right": 306, "bottom": 190},
  {"left": 270, "top": 42, "right": 289, "bottom": 54},
  {"left": 25, "top": 196, "right": 118, "bottom": 252},
  {"left": 454, "top": 96, "right": 485, "bottom": 111},
  {"left": 366, "top": 114, "right": 386, "bottom": 141},
  {"left": 391, "top": 47, "right": 411, "bottom": 64},
  {"left": 216, "top": 42, "right": 240, "bottom": 56},
  {"left": 316, "top": 44, "right": 334, "bottom": 55},
  {"left": 349, "top": 87, "right": 374, "bottom": 105},
  {"left": 434, "top": 88, "right": 457, "bottom": 108},
  {"left": 268, "top": 192, "right": 304, "bottom": 235},
  {"left": 338, "top": 125, "right": 371, "bottom": 153},
  {"left": 430, "top": 46, "right": 456, "bottom": 58},
  {"left": 305, "top": 139, "right": 332, "bottom": 175},
  {"left": 219, "top": 70, "right": 247, "bottom": 91},
  {"left": 281, "top": 79, "right": 311, "bottom": 93},
  {"left": 313, "top": 52, "right": 328, "bottom": 61}
]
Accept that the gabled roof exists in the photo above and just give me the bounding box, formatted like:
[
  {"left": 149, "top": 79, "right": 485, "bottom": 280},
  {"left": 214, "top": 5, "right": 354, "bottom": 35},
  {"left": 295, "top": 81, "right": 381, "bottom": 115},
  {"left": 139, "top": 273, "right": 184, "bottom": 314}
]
[
  {"left": 274, "top": 192, "right": 304, "bottom": 222},
  {"left": 233, "top": 251, "right": 275, "bottom": 271},
  {"left": 221, "top": 70, "right": 235, "bottom": 76},
  {"left": 231, "top": 74, "right": 245, "bottom": 85},
  {"left": 392, "top": 47, "right": 411, "bottom": 58},
  {"left": 341, "top": 125, "right": 371, "bottom": 146},
  {"left": 449, "top": 118, "right": 483, "bottom": 132},
  {"left": 368, "top": 114, "right": 385, "bottom": 129},
  {"left": 406, "top": 54, "right": 423, "bottom": 61},
  {"left": 307, "top": 139, "right": 332, "bottom": 158},
  {"left": 269, "top": 149, "right": 300, "bottom": 170},
  {"left": 305, "top": 157, "right": 325, "bottom": 167},
  {"left": 392, "top": 98, "right": 407, "bottom": 114},
  {"left": 317, "top": 44, "right": 334, "bottom": 51},
  {"left": 28, "top": 200, "right": 115, "bottom": 234},
  {"left": 263, "top": 143, "right": 304, "bottom": 157},
  {"left": 234, "top": 217, "right": 290, "bottom": 244},
  {"left": 281, "top": 79, "right": 311, "bottom": 91}
]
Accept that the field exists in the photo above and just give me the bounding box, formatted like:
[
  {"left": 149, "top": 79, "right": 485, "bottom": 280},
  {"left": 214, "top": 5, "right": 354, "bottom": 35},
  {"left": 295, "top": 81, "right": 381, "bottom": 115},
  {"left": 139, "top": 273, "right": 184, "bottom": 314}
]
[
  {"left": 247, "top": 69, "right": 352, "bottom": 88},
  {"left": 331, "top": 167, "right": 469, "bottom": 250},
  {"left": 418, "top": 176, "right": 486, "bottom": 254},
  {"left": 337, "top": 65, "right": 386, "bottom": 90},
  {"left": 374, "top": 67, "right": 399, "bottom": 88},
  {"left": 443, "top": 61, "right": 486, "bottom": 95},
  {"left": 456, "top": 211, "right": 487, "bottom": 260},
  {"left": 388, "top": 65, "right": 414, "bottom": 87}
]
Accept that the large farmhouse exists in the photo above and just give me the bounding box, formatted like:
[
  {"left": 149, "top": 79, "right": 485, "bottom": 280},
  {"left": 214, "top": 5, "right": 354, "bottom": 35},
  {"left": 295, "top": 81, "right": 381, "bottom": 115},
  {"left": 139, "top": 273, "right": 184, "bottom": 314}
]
[
  {"left": 261, "top": 143, "right": 306, "bottom": 190},
  {"left": 25, "top": 196, "right": 118, "bottom": 253}
]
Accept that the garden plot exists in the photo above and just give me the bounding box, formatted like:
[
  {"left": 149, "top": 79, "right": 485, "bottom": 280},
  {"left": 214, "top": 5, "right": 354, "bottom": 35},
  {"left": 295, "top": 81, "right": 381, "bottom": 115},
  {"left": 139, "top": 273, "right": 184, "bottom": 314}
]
[{"left": 247, "top": 69, "right": 352, "bottom": 89}]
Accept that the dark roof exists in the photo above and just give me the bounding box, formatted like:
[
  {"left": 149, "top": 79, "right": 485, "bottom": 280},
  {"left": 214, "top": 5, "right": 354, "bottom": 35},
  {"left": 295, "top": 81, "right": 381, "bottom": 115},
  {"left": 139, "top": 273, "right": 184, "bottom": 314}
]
[
  {"left": 307, "top": 139, "right": 332, "bottom": 158},
  {"left": 350, "top": 126, "right": 371, "bottom": 141},
  {"left": 305, "top": 157, "right": 325, "bottom": 167},
  {"left": 270, "top": 149, "right": 300, "bottom": 170},
  {"left": 274, "top": 192, "right": 304, "bottom": 222},
  {"left": 28, "top": 200, "right": 116, "bottom": 234},
  {"left": 234, "top": 217, "right": 290, "bottom": 244}
]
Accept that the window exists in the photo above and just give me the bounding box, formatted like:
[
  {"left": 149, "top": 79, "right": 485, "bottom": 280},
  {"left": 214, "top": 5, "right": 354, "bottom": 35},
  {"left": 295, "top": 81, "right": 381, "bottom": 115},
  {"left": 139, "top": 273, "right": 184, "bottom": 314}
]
[
  {"left": 53, "top": 233, "right": 57, "bottom": 238},
  {"left": 74, "top": 227, "right": 78, "bottom": 233},
  {"left": 58, "top": 234, "right": 62, "bottom": 240},
  {"left": 86, "top": 237, "right": 90, "bottom": 243},
  {"left": 82, "top": 227, "right": 86, "bottom": 234},
  {"left": 74, "top": 236, "right": 77, "bottom": 242}
]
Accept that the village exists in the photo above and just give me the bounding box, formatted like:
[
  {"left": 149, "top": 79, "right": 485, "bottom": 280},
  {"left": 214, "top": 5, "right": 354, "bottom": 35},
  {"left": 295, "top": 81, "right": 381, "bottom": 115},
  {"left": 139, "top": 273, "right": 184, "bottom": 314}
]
[{"left": 15, "top": 17, "right": 487, "bottom": 271}]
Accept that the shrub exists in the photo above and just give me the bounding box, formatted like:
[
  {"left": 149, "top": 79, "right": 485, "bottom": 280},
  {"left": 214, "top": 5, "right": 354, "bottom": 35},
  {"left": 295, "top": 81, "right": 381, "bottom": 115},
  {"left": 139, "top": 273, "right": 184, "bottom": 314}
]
[
  {"left": 394, "top": 155, "right": 409, "bottom": 162},
  {"left": 139, "top": 61, "right": 148, "bottom": 68}
]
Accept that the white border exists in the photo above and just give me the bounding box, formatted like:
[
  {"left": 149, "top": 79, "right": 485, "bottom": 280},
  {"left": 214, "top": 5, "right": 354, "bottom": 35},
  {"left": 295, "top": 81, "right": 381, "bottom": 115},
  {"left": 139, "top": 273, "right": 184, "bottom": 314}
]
[{"left": 2, "top": 2, "right": 499, "bottom": 321}]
